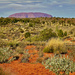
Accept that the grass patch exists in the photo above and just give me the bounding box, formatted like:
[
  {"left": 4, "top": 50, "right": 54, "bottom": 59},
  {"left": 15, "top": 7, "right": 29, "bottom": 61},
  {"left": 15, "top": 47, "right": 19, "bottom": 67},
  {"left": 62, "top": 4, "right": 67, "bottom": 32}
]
[{"left": 43, "top": 38, "right": 67, "bottom": 54}]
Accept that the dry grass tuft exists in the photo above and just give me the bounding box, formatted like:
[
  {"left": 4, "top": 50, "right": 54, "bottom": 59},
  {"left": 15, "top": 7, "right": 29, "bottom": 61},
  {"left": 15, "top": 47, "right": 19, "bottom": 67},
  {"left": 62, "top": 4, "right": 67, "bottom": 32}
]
[{"left": 43, "top": 38, "right": 67, "bottom": 54}]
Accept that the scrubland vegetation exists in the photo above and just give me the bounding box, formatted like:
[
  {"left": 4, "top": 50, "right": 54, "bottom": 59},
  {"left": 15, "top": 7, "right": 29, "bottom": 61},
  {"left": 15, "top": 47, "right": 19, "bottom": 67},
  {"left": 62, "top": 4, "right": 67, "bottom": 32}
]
[{"left": 0, "top": 17, "right": 75, "bottom": 75}]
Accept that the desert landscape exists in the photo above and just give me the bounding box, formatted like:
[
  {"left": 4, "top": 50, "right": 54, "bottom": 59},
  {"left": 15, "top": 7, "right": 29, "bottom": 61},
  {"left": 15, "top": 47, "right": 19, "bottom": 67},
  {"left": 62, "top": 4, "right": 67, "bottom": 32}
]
[{"left": 0, "top": 16, "right": 75, "bottom": 75}]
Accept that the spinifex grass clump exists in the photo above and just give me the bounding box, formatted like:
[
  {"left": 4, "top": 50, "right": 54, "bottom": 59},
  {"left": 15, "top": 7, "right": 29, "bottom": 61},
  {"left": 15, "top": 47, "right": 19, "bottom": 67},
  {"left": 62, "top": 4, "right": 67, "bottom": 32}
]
[
  {"left": 42, "top": 55, "right": 75, "bottom": 75},
  {"left": 43, "top": 38, "right": 67, "bottom": 54},
  {"left": 0, "top": 47, "right": 13, "bottom": 63}
]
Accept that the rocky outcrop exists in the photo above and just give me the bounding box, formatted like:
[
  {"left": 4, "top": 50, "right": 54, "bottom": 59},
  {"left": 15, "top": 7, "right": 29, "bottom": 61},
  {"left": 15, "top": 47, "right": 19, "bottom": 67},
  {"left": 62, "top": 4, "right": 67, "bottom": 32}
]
[{"left": 9, "top": 12, "right": 52, "bottom": 18}]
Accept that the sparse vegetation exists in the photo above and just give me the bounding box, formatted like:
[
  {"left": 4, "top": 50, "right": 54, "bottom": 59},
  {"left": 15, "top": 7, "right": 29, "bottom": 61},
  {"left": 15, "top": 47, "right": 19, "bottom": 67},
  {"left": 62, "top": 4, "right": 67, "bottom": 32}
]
[
  {"left": 25, "top": 32, "right": 31, "bottom": 38},
  {"left": 42, "top": 55, "right": 75, "bottom": 75},
  {"left": 43, "top": 38, "right": 67, "bottom": 54},
  {"left": 0, "top": 17, "right": 75, "bottom": 75},
  {"left": 21, "top": 49, "right": 30, "bottom": 63}
]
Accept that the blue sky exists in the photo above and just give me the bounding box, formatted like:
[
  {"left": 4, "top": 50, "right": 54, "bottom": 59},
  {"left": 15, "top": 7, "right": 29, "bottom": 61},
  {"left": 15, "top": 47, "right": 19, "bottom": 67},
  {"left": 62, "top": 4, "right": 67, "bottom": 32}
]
[{"left": 0, "top": 0, "right": 75, "bottom": 18}]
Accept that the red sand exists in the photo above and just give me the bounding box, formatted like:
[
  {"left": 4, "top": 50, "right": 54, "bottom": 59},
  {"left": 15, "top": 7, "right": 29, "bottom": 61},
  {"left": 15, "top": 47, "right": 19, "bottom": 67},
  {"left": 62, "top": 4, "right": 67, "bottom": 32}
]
[{"left": 0, "top": 45, "right": 75, "bottom": 75}]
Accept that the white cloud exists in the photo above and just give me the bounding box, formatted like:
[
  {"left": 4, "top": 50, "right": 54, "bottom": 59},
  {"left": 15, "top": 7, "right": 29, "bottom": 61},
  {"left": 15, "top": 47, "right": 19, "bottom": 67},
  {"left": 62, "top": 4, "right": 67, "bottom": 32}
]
[
  {"left": 23, "top": 1, "right": 41, "bottom": 3},
  {"left": 59, "top": 5, "right": 63, "bottom": 7},
  {"left": 0, "top": 2, "right": 46, "bottom": 10}
]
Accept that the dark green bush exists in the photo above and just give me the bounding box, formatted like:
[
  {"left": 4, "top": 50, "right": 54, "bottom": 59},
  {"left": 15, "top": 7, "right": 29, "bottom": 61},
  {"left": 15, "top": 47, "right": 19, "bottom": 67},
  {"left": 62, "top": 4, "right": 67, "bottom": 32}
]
[
  {"left": 64, "top": 31, "right": 67, "bottom": 36},
  {"left": 58, "top": 29, "right": 64, "bottom": 37},
  {"left": 29, "top": 23, "right": 34, "bottom": 27},
  {"left": 25, "top": 32, "right": 31, "bottom": 38},
  {"left": 40, "top": 28, "right": 57, "bottom": 41}
]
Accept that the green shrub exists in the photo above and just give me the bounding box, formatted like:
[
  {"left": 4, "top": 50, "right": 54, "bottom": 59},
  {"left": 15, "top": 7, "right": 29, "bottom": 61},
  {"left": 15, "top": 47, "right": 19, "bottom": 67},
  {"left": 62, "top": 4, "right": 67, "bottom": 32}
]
[
  {"left": 42, "top": 55, "right": 75, "bottom": 75},
  {"left": 0, "top": 33, "right": 7, "bottom": 39},
  {"left": 25, "top": 32, "right": 31, "bottom": 38},
  {"left": 0, "top": 47, "right": 13, "bottom": 63},
  {"left": 15, "top": 47, "right": 24, "bottom": 54},
  {"left": 0, "top": 40, "right": 7, "bottom": 47},
  {"left": 8, "top": 40, "right": 19, "bottom": 49},
  {"left": 39, "top": 28, "right": 57, "bottom": 41},
  {"left": 43, "top": 38, "right": 67, "bottom": 54},
  {"left": 43, "top": 47, "right": 53, "bottom": 53},
  {"left": 64, "top": 31, "right": 67, "bottom": 36},
  {"left": 58, "top": 29, "right": 64, "bottom": 37},
  {"left": 29, "top": 23, "right": 34, "bottom": 27}
]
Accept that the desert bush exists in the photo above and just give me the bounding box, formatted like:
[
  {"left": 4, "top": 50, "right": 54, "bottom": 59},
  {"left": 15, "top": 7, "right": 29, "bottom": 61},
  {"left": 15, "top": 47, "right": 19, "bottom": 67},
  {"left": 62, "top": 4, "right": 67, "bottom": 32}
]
[
  {"left": 0, "top": 33, "right": 7, "bottom": 39},
  {"left": 42, "top": 55, "right": 75, "bottom": 75},
  {"left": 16, "top": 47, "right": 24, "bottom": 54},
  {"left": 24, "top": 32, "right": 31, "bottom": 38},
  {"left": 0, "top": 40, "right": 8, "bottom": 47},
  {"left": 64, "top": 31, "right": 67, "bottom": 36},
  {"left": 21, "top": 49, "right": 30, "bottom": 63},
  {"left": 58, "top": 29, "right": 64, "bottom": 37},
  {"left": 8, "top": 40, "right": 19, "bottom": 49},
  {"left": 18, "top": 41, "right": 26, "bottom": 48},
  {"left": 43, "top": 38, "right": 67, "bottom": 54},
  {"left": 23, "top": 18, "right": 30, "bottom": 23},
  {"left": 39, "top": 28, "right": 57, "bottom": 41},
  {"left": 29, "top": 23, "right": 34, "bottom": 27},
  {"left": 0, "top": 47, "right": 13, "bottom": 63}
]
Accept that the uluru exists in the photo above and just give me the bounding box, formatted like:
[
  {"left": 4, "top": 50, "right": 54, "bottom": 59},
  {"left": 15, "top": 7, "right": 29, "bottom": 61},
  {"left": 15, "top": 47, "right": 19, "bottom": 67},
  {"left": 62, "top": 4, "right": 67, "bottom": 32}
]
[{"left": 9, "top": 12, "right": 52, "bottom": 18}]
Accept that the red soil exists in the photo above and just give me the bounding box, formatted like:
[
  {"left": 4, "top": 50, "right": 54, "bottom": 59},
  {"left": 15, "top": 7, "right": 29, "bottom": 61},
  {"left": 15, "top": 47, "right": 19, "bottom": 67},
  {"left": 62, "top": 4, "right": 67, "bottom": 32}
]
[{"left": 0, "top": 45, "right": 75, "bottom": 75}]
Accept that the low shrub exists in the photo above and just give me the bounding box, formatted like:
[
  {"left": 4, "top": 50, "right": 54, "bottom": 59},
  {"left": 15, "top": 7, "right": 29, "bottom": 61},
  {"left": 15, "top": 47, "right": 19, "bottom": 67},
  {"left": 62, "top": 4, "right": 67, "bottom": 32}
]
[
  {"left": 0, "top": 47, "right": 13, "bottom": 63},
  {"left": 39, "top": 28, "right": 57, "bottom": 41},
  {"left": 0, "top": 40, "right": 8, "bottom": 47},
  {"left": 64, "top": 31, "right": 67, "bottom": 36},
  {"left": 8, "top": 40, "right": 19, "bottom": 49},
  {"left": 16, "top": 47, "right": 24, "bottom": 54},
  {"left": 24, "top": 32, "right": 31, "bottom": 38},
  {"left": 43, "top": 38, "right": 67, "bottom": 54},
  {"left": 29, "top": 23, "right": 34, "bottom": 27},
  {"left": 42, "top": 55, "right": 75, "bottom": 75},
  {"left": 21, "top": 49, "right": 30, "bottom": 63},
  {"left": 58, "top": 29, "right": 64, "bottom": 37}
]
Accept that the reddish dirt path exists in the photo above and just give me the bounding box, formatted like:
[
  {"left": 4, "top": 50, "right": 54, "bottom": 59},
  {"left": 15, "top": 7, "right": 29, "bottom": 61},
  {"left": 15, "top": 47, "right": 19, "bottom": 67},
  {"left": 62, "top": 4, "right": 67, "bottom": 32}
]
[
  {"left": 0, "top": 45, "right": 75, "bottom": 75},
  {"left": 0, "top": 63, "right": 55, "bottom": 75}
]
